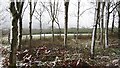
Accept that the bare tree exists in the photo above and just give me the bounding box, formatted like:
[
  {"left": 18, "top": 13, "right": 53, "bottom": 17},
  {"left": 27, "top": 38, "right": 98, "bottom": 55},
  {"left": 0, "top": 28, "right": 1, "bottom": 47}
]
[
  {"left": 41, "top": 0, "right": 61, "bottom": 42},
  {"left": 105, "top": 0, "right": 110, "bottom": 48},
  {"left": 64, "top": 0, "right": 70, "bottom": 46},
  {"left": 111, "top": 10, "right": 116, "bottom": 33},
  {"left": 76, "top": 0, "right": 80, "bottom": 43},
  {"left": 50, "top": 0, "right": 55, "bottom": 42},
  {"left": 9, "top": 1, "right": 24, "bottom": 66},
  {"left": 91, "top": 2, "right": 101, "bottom": 59},
  {"left": 34, "top": 5, "right": 44, "bottom": 40},
  {"left": 29, "top": 0, "right": 37, "bottom": 49},
  {"left": 100, "top": 2, "right": 105, "bottom": 48},
  {"left": 18, "top": 1, "right": 28, "bottom": 51}
]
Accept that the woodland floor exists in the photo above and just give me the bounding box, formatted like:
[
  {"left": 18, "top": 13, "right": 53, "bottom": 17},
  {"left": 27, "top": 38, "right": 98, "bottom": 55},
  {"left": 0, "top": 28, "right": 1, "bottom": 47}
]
[{"left": 1, "top": 34, "right": 120, "bottom": 68}]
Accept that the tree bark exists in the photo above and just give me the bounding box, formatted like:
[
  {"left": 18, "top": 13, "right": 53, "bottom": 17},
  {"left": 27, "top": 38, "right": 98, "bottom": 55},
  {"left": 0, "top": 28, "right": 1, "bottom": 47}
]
[
  {"left": 111, "top": 11, "right": 115, "bottom": 33},
  {"left": 76, "top": 0, "right": 80, "bottom": 43},
  {"left": 39, "top": 11, "right": 42, "bottom": 40},
  {"left": 29, "top": 1, "right": 32, "bottom": 49},
  {"left": 18, "top": 16, "right": 22, "bottom": 50},
  {"left": 9, "top": 1, "right": 24, "bottom": 66},
  {"left": 64, "top": 1, "right": 69, "bottom": 46},
  {"left": 91, "top": 2, "right": 100, "bottom": 59},
  {"left": 118, "top": 14, "right": 120, "bottom": 46},
  {"left": 100, "top": 2, "right": 105, "bottom": 48},
  {"left": 105, "top": 1, "right": 110, "bottom": 48},
  {"left": 9, "top": 2, "right": 19, "bottom": 67}
]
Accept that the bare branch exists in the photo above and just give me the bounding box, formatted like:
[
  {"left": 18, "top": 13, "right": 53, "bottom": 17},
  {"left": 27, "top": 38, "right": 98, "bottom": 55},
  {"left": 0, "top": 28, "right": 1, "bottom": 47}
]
[
  {"left": 31, "top": 0, "right": 38, "bottom": 15},
  {"left": 79, "top": 7, "right": 94, "bottom": 16},
  {"left": 109, "top": 2, "right": 120, "bottom": 13},
  {"left": 22, "top": 2, "right": 28, "bottom": 18}
]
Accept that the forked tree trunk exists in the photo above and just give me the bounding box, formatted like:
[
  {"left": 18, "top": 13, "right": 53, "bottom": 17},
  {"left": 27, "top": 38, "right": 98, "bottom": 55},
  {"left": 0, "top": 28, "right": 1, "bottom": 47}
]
[
  {"left": 29, "top": 1, "right": 37, "bottom": 49},
  {"left": 9, "top": 2, "right": 19, "bottom": 67},
  {"left": 9, "top": 1, "right": 24, "bottom": 66}
]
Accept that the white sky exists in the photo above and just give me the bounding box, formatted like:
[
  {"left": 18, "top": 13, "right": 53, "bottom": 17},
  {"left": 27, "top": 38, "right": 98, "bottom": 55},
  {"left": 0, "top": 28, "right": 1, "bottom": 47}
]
[{"left": 0, "top": 0, "right": 118, "bottom": 29}]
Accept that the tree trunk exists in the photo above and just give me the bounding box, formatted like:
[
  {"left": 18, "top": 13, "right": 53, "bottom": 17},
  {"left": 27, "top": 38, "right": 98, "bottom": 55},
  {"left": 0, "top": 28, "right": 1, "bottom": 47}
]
[
  {"left": 111, "top": 11, "right": 115, "bottom": 33},
  {"left": 52, "top": 18, "right": 55, "bottom": 42},
  {"left": 18, "top": 16, "right": 22, "bottom": 50},
  {"left": 39, "top": 14, "right": 42, "bottom": 40},
  {"left": 76, "top": 0, "right": 80, "bottom": 43},
  {"left": 64, "top": 1, "right": 69, "bottom": 46},
  {"left": 91, "top": 2, "right": 100, "bottom": 59},
  {"left": 105, "top": 1, "right": 110, "bottom": 48},
  {"left": 9, "top": 16, "right": 18, "bottom": 67},
  {"left": 29, "top": 2, "right": 32, "bottom": 48},
  {"left": 118, "top": 13, "right": 120, "bottom": 46},
  {"left": 9, "top": 2, "right": 19, "bottom": 67},
  {"left": 9, "top": 2, "right": 24, "bottom": 67},
  {"left": 100, "top": 2, "right": 105, "bottom": 48},
  {"left": 8, "top": 29, "right": 10, "bottom": 44}
]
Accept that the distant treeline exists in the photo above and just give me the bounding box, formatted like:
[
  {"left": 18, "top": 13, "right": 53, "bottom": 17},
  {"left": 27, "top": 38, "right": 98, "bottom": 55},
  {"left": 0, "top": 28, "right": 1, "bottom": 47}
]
[
  {"left": 22, "top": 28, "right": 93, "bottom": 35},
  {"left": 1, "top": 28, "right": 118, "bottom": 36}
]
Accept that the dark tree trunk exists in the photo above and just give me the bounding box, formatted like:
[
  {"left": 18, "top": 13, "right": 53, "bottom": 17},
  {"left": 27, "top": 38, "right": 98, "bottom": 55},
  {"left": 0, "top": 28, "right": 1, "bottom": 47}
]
[
  {"left": 91, "top": 2, "right": 100, "bottom": 59},
  {"left": 39, "top": 14, "right": 42, "bottom": 40},
  {"left": 76, "top": 0, "right": 80, "bottom": 43},
  {"left": 105, "top": 2, "right": 110, "bottom": 48},
  {"left": 18, "top": 16, "right": 22, "bottom": 50},
  {"left": 52, "top": 18, "right": 55, "bottom": 42},
  {"left": 111, "top": 11, "right": 115, "bottom": 33},
  {"left": 29, "top": 2, "right": 32, "bottom": 49},
  {"left": 64, "top": 1, "right": 69, "bottom": 46},
  {"left": 9, "top": 2, "right": 19, "bottom": 67},
  {"left": 118, "top": 14, "right": 120, "bottom": 46},
  {"left": 9, "top": 2, "right": 24, "bottom": 67},
  {"left": 9, "top": 15, "right": 18, "bottom": 67}
]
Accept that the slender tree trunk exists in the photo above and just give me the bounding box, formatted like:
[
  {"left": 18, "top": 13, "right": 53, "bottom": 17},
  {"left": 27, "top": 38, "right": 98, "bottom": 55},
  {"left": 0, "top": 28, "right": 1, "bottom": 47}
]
[
  {"left": 76, "top": 0, "right": 80, "bottom": 43},
  {"left": 55, "top": 21, "right": 61, "bottom": 37},
  {"left": 39, "top": 14, "right": 42, "bottom": 40},
  {"left": 57, "top": 23, "right": 61, "bottom": 37},
  {"left": 64, "top": 1, "right": 69, "bottom": 46},
  {"left": 29, "top": 2, "right": 32, "bottom": 48},
  {"left": 111, "top": 11, "right": 115, "bottom": 33},
  {"left": 117, "top": 1, "right": 120, "bottom": 46},
  {"left": 118, "top": 13, "right": 120, "bottom": 46},
  {"left": 49, "top": 0, "right": 55, "bottom": 42},
  {"left": 8, "top": 29, "right": 10, "bottom": 44},
  {"left": 52, "top": 18, "right": 55, "bottom": 42},
  {"left": 91, "top": 2, "right": 100, "bottom": 59},
  {"left": 18, "top": 16, "right": 22, "bottom": 50},
  {"left": 105, "top": 1, "right": 110, "bottom": 48},
  {"left": 100, "top": 2, "right": 105, "bottom": 48}
]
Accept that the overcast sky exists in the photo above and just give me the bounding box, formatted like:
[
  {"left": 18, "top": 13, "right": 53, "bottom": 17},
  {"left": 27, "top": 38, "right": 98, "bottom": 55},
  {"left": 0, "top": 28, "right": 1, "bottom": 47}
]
[{"left": 0, "top": 0, "right": 117, "bottom": 29}]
